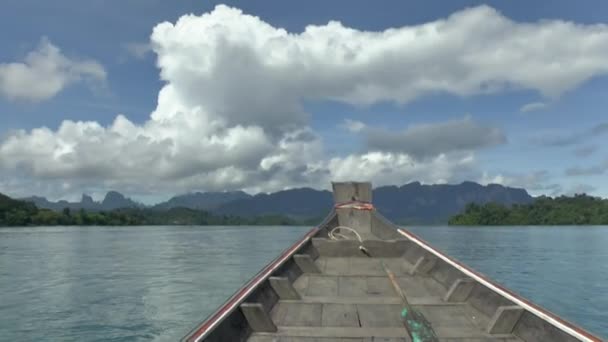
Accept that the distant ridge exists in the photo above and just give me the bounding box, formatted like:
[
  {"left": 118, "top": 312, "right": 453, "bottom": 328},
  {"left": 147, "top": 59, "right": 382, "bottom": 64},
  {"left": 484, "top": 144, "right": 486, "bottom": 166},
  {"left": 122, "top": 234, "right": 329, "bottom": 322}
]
[
  {"left": 23, "top": 191, "right": 142, "bottom": 212},
  {"left": 372, "top": 181, "right": 533, "bottom": 224},
  {"left": 212, "top": 182, "right": 533, "bottom": 224},
  {"left": 214, "top": 188, "right": 333, "bottom": 220},
  {"left": 152, "top": 191, "right": 251, "bottom": 211},
  {"left": 20, "top": 181, "right": 534, "bottom": 224}
]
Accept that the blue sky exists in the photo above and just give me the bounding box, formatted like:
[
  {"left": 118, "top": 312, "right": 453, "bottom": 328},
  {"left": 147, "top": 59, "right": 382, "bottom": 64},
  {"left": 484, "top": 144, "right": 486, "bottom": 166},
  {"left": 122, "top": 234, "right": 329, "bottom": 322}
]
[{"left": 1, "top": 0, "right": 608, "bottom": 202}]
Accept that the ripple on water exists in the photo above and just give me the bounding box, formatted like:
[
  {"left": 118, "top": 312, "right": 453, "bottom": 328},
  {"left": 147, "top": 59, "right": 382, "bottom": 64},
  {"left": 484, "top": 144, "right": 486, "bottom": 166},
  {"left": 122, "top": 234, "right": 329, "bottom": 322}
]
[{"left": 1, "top": 225, "right": 607, "bottom": 341}]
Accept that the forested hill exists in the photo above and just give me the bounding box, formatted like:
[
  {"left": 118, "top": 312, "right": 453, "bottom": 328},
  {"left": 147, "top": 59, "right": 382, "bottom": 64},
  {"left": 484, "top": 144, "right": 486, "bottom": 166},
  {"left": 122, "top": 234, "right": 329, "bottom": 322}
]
[
  {"left": 0, "top": 193, "right": 38, "bottom": 224},
  {"left": 0, "top": 192, "right": 311, "bottom": 227},
  {"left": 16, "top": 181, "right": 534, "bottom": 224},
  {"left": 449, "top": 194, "right": 608, "bottom": 225}
]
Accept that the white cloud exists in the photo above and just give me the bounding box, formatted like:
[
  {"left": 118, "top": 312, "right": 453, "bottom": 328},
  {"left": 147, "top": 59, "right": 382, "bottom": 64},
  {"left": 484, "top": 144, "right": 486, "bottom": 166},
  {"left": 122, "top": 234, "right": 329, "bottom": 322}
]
[
  {"left": 0, "top": 38, "right": 106, "bottom": 102},
  {"left": 328, "top": 152, "right": 476, "bottom": 187},
  {"left": 3, "top": 5, "right": 608, "bottom": 198},
  {"left": 520, "top": 102, "right": 547, "bottom": 113},
  {"left": 340, "top": 119, "right": 366, "bottom": 133}
]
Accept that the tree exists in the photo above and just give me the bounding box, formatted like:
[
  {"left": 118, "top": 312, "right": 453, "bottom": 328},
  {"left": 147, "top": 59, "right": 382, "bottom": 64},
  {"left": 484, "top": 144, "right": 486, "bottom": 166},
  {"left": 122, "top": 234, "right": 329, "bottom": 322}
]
[{"left": 449, "top": 194, "right": 608, "bottom": 226}]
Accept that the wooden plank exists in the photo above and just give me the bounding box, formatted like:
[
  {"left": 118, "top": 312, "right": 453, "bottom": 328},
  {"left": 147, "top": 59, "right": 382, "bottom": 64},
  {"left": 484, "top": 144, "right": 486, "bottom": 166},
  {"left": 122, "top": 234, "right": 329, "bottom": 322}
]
[
  {"left": 322, "top": 304, "right": 360, "bottom": 327},
  {"left": 336, "top": 208, "right": 373, "bottom": 238},
  {"left": 250, "top": 325, "right": 503, "bottom": 339},
  {"left": 338, "top": 276, "right": 367, "bottom": 296},
  {"left": 487, "top": 306, "right": 525, "bottom": 334},
  {"left": 279, "top": 303, "right": 323, "bottom": 327},
  {"left": 247, "top": 334, "right": 411, "bottom": 341},
  {"left": 332, "top": 181, "right": 372, "bottom": 203},
  {"left": 271, "top": 301, "right": 290, "bottom": 326},
  {"left": 292, "top": 275, "right": 309, "bottom": 295},
  {"left": 270, "top": 277, "right": 301, "bottom": 300},
  {"left": 252, "top": 326, "right": 408, "bottom": 338},
  {"left": 439, "top": 339, "right": 520, "bottom": 342},
  {"left": 306, "top": 276, "right": 339, "bottom": 296},
  {"left": 349, "top": 258, "right": 385, "bottom": 276},
  {"left": 324, "top": 257, "right": 351, "bottom": 275},
  {"left": 356, "top": 304, "right": 403, "bottom": 327},
  {"left": 248, "top": 336, "right": 367, "bottom": 342},
  {"left": 444, "top": 278, "right": 476, "bottom": 303},
  {"left": 241, "top": 303, "right": 277, "bottom": 332},
  {"left": 395, "top": 276, "right": 437, "bottom": 299},
  {"left": 381, "top": 258, "right": 408, "bottom": 276},
  {"left": 409, "top": 256, "right": 437, "bottom": 276},
  {"left": 281, "top": 296, "right": 451, "bottom": 306},
  {"left": 294, "top": 254, "right": 321, "bottom": 274},
  {"left": 366, "top": 277, "right": 394, "bottom": 297},
  {"left": 415, "top": 305, "right": 477, "bottom": 331}
]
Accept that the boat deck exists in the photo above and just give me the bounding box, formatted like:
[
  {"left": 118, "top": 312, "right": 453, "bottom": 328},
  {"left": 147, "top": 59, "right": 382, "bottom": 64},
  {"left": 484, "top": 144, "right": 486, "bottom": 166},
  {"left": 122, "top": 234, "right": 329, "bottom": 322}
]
[{"left": 248, "top": 256, "right": 522, "bottom": 342}]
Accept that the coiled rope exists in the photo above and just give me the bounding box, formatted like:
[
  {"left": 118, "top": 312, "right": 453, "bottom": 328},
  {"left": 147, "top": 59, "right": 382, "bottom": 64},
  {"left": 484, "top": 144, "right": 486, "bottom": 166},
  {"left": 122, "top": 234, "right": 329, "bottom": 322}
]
[
  {"left": 328, "top": 226, "right": 370, "bottom": 255},
  {"left": 328, "top": 226, "right": 363, "bottom": 243}
]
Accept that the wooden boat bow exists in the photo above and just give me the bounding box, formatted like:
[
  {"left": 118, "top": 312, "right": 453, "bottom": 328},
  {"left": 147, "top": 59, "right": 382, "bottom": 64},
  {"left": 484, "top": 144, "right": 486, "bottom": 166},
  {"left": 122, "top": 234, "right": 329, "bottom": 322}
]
[{"left": 182, "top": 181, "right": 604, "bottom": 342}]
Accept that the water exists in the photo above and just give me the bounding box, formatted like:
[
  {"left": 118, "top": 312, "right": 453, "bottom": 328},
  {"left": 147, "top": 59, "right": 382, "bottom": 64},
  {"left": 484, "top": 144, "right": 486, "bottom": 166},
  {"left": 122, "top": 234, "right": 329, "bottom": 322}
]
[
  {"left": 407, "top": 225, "right": 608, "bottom": 339},
  {"left": 0, "top": 225, "right": 606, "bottom": 341},
  {"left": 0, "top": 226, "right": 311, "bottom": 341}
]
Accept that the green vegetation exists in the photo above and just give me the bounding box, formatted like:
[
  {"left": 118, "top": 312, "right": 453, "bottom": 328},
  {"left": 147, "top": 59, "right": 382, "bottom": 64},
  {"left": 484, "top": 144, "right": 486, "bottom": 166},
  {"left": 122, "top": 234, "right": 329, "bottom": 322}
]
[
  {"left": 0, "top": 193, "right": 313, "bottom": 227},
  {"left": 449, "top": 194, "right": 608, "bottom": 225}
]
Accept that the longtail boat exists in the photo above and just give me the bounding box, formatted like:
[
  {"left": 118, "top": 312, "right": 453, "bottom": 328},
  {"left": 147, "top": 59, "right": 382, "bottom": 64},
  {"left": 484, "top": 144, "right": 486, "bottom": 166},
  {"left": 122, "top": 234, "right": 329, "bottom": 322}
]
[{"left": 182, "top": 182, "right": 603, "bottom": 342}]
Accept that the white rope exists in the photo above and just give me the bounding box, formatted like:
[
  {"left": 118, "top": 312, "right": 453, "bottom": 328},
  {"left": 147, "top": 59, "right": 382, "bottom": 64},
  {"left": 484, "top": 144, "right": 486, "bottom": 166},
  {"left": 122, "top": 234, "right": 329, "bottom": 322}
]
[{"left": 328, "top": 226, "right": 363, "bottom": 243}]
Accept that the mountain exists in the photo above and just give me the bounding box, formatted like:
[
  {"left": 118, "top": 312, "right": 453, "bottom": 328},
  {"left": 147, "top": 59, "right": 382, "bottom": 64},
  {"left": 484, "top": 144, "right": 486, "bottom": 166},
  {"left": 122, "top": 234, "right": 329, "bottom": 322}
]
[
  {"left": 23, "top": 191, "right": 142, "bottom": 211},
  {"left": 214, "top": 188, "right": 333, "bottom": 219},
  {"left": 372, "top": 181, "right": 533, "bottom": 224},
  {"left": 101, "top": 191, "right": 142, "bottom": 210},
  {"left": 152, "top": 191, "right": 251, "bottom": 210},
  {"left": 212, "top": 182, "right": 533, "bottom": 224},
  {"left": 17, "top": 181, "right": 534, "bottom": 224}
]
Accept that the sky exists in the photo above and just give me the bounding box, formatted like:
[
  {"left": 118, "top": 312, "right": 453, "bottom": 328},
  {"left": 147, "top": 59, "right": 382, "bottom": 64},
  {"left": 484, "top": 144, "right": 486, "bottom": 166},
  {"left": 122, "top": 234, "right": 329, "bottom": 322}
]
[{"left": 1, "top": 0, "right": 608, "bottom": 203}]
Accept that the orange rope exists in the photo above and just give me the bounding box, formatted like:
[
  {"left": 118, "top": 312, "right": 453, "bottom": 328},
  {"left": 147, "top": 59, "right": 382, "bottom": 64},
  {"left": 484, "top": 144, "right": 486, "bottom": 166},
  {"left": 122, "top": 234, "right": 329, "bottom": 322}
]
[{"left": 334, "top": 201, "right": 375, "bottom": 211}]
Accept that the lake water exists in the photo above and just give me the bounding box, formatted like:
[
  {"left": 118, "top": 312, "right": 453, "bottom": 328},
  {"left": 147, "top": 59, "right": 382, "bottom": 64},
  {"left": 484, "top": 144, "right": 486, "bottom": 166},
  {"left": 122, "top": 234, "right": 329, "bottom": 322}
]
[{"left": 0, "top": 225, "right": 606, "bottom": 341}]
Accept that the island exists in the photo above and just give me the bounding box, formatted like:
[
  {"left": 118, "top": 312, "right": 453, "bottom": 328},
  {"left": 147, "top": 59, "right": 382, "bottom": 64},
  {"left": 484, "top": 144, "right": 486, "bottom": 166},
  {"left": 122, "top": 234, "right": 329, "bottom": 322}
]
[{"left": 449, "top": 194, "right": 608, "bottom": 225}]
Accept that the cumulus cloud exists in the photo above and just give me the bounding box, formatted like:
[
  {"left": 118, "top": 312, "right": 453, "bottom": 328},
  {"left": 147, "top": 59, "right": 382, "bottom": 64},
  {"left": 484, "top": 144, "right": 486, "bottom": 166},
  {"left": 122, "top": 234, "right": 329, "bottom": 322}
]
[
  {"left": 0, "top": 112, "right": 274, "bottom": 182},
  {"left": 0, "top": 38, "right": 106, "bottom": 102},
  {"left": 520, "top": 102, "right": 547, "bottom": 113},
  {"left": 149, "top": 4, "right": 608, "bottom": 129},
  {"left": 328, "top": 152, "right": 476, "bottom": 187},
  {"left": 3, "top": 4, "right": 608, "bottom": 198},
  {"left": 366, "top": 116, "right": 506, "bottom": 159}
]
